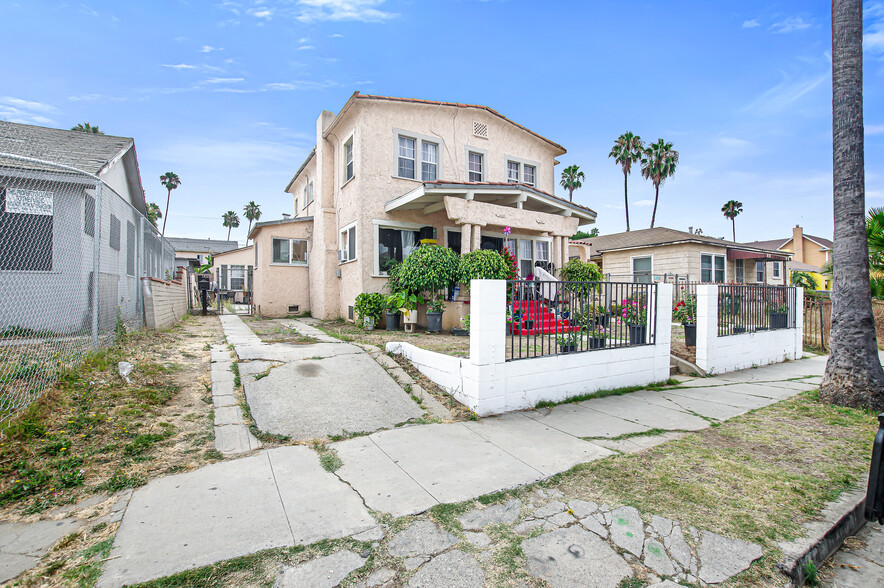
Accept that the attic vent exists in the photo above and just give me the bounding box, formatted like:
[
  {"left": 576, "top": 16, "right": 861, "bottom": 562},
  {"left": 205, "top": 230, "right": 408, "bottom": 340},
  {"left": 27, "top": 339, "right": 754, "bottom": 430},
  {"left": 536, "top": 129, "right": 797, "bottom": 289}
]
[
  {"left": 287, "top": 305, "right": 300, "bottom": 314},
  {"left": 473, "top": 121, "right": 488, "bottom": 139}
]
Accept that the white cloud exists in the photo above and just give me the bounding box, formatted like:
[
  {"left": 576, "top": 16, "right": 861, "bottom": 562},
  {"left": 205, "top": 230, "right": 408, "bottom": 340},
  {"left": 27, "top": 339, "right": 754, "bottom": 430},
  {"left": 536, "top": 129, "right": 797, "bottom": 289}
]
[
  {"left": 770, "top": 17, "right": 813, "bottom": 34},
  {"left": 67, "top": 93, "right": 127, "bottom": 102},
  {"left": 199, "top": 77, "right": 245, "bottom": 84},
  {"left": 329, "top": 33, "right": 344, "bottom": 37},
  {"left": 298, "top": 37, "right": 309, "bottom": 43},
  {"left": 297, "top": 45, "right": 315, "bottom": 50},
  {"left": 0, "top": 97, "right": 56, "bottom": 113},
  {"left": 265, "top": 80, "right": 338, "bottom": 90},
  {"left": 742, "top": 19, "right": 760, "bottom": 29},
  {"left": 249, "top": 8, "right": 273, "bottom": 19},
  {"left": 200, "top": 45, "right": 223, "bottom": 53},
  {"left": 295, "top": 0, "right": 398, "bottom": 23},
  {"left": 866, "top": 23, "right": 884, "bottom": 53},
  {"left": 867, "top": 124, "right": 884, "bottom": 135},
  {"left": 742, "top": 73, "right": 828, "bottom": 115},
  {"left": 79, "top": 3, "right": 98, "bottom": 17},
  {"left": 162, "top": 63, "right": 198, "bottom": 70},
  {"left": 0, "top": 96, "right": 58, "bottom": 125},
  {"left": 719, "top": 136, "right": 751, "bottom": 148},
  {"left": 634, "top": 200, "right": 654, "bottom": 207}
]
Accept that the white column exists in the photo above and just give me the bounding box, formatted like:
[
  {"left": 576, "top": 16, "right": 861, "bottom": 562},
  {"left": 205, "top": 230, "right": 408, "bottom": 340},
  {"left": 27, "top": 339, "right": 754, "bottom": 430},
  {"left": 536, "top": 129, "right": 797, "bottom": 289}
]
[
  {"left": 472, "top": 224, "right": 482, "bottom": 252},
  {"left": 794, "top": 286, "right": 804, "bottom": 359},
  {"left": 461, "top": 224, "right": 472, "bottom": 253},
  {"left": 561, "top": 236, "right": 568, "bottom": 269},
  {"left": 552, "top": 236, "right": 561, "bottom": 273},
  {"left": 467, "top": 279, "right": 507, "bottom": 415},
  {"left": 654, "top": 283, "right": 674, "bottom": 379},
  {"left": 695, "top": 285, "right": 718, "bottom": 374}
]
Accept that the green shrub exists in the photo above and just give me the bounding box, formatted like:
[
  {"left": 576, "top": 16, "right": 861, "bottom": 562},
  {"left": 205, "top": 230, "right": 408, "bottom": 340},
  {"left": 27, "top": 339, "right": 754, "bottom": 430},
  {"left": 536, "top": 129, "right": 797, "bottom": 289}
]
[
  {"left": 395, "top": 245, "right": 459, "bottom": 305},
  {"left": 457, "top": 250, "right": 512, "bottom": 286},
  {"left": 559, "top": 258, "right": 604, "bottom": 282},
  {"left": 354, "top": 292, "right": 386, "bottom": 326}
]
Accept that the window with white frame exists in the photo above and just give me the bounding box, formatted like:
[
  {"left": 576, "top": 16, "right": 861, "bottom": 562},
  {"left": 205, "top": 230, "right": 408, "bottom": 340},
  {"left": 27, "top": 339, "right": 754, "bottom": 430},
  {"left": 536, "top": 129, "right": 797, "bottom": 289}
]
[
  {"left": 307, "top": 181, "right": 314, "bottom": 205},
  {"left": 633, "top": 256, "right": 652, "bottom": 283},
  {"left": 271, "top": 238, "right": 308, "bottom": 265},
  {"left": 772, "top": 262, "right": 780, "bottom": 278},
  {"left": 524, "top": 164, "right": 536, "bottom": 186},
  {"left": 294, "top": 196, "right": 298, "bottom": 214},
  {"left": 735, "top": 259, "right": 744, "bottom": 283},
  {"left": 468, "top": 152, "right": 483, "bottom": 182},
  {"left": 230, "top": 265, "right": 246, "bottom": 290},
  {"left": 344, "top": 138, "right": 354, "bottom": 182},
  {"left": 507, "top": 161, "right": 520, "bottom": 183},
  {"left": 701, "top": 254, "right": 725, "bottom": 283},
  {"left": 518, "top": 239, "right": 534, "bottom": 277},
  {"left": 756, "top": 261, "right": 764, "bottom": 282},
  {"left": 302, "top": 185, "right": 308, "bottom": 208},
  {"left": 378, "top": 227, "right": 420, "bottom": 273},
  {"left": 421, "top": 142, "right": 437, "bottom": 181},
  {"left": 340, "top": 223, "right": 356, "bottom": 262},
  {"left": 398, "top": 136, "right": 416, "bottom": 179},
  {"left": 535, "top": 241, "right": 549, "bottom": 265},
  {"left": 218, "top": 264, "right": 255, "bottom": 290}
]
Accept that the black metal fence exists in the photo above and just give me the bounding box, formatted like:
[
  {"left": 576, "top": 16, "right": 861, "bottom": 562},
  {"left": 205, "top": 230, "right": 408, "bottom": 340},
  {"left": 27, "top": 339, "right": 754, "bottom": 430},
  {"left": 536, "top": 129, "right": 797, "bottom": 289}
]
[
  {"left": 717, "top": 285, "right": 797, "bottom": 337},
  {"left": 672, "top": 282, "right": 700, "bottom": 325},
  {"left": 506, "top": 280, "right": 658, "bottom": 361}
]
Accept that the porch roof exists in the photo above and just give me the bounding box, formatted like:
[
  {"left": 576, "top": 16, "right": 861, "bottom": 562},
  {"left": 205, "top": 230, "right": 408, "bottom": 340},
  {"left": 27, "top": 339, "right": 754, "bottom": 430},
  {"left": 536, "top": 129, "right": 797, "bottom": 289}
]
[{"left": 384, "top": 181, "right": 596, "bottom": 223}]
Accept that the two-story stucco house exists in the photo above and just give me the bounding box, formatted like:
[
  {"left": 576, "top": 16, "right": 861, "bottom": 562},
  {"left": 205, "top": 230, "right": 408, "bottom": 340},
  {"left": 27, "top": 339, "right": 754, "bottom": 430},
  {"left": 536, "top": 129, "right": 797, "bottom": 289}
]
[
  {"left": 248, "top": 92, "right": 597, "bottom": 322},
  {"left": 743, "top": 225, "right": 833, "bottom": 290}
]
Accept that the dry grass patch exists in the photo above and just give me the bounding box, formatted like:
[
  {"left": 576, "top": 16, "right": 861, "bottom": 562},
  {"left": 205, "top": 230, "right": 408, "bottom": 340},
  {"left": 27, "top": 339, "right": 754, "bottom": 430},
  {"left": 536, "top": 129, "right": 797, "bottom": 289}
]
[
  {"left": 241, "top": 318, "right": 319, "bottom": 344},
  {"left": 316, "top": 319, "right": 470, "bottom": 358},
  {"left": 550, "top": 390, "right": 877, "bottom": 586}
]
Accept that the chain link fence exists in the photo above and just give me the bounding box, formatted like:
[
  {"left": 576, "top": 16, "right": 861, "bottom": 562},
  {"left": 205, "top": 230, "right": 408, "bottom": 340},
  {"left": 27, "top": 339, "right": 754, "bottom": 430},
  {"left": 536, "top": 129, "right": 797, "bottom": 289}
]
[{"left": 0, "top": 127, "right": 175, "bottom": 427}]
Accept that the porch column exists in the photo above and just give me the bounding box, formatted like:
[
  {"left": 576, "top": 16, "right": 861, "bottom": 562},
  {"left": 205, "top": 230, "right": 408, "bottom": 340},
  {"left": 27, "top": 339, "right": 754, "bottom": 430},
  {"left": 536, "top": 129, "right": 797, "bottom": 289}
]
[
  {"left": 552, "top": 236, "right": 561, "bottom": 273},
  {"left": 461, "top": 223, "right": 472, "bottom": 253},
  {"left": 560, "top": 236, "right": 568, "bottom": 269},
  {"left": 472, "top": 224, "right": 482, "bottom": 252}
]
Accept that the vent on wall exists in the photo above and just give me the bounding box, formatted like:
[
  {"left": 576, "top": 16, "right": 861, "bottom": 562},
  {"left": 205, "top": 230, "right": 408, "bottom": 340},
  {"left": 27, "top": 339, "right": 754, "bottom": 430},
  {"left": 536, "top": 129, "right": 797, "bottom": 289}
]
[
  {"left": 473, "top": 121, "right": 488, "bottom": 139},
  {"left": 287, "top": 305, "right": 300, "bottom": 314},
  {"left": 348, "top": 305, "right": 354, "bottom": 321}
]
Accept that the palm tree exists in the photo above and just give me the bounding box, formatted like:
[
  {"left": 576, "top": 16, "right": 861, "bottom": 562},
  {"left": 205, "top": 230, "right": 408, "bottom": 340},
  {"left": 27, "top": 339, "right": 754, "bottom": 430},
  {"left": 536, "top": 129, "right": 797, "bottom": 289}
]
[
  {"left": 609, "top": 132, "right": 644, "bottom": 231},
  {"left": 640, "top": 139, "right": 679, "bottom": 228},
  {"left": 821, "top": 0, "right": 884, "bottom": 410},
  {"left": 222, "top": 211, "right": 240, "bottom": 241},
  {"left": 159, "top": 172, "right": 181, "bottom": 236},
  {"left": 71, "top": 122, "right": 103, "bottom": 134},
  {"left": 867, "top": 207, "right": 884, "bottom": 272},
  {"left": 790, "top": 271, "right": 819, "bottom": 291},
  {"left": 146, "top": 202, "right": 162, "bottom": 228},
  {"left": 721, "top": 200, "right": 743, "bottom": 242},
  {"left": 559, "top": 165, "right": 585, "bottom": 202},
  {"left": 243, "top": 201, "right": 262, "bottom": 242}
]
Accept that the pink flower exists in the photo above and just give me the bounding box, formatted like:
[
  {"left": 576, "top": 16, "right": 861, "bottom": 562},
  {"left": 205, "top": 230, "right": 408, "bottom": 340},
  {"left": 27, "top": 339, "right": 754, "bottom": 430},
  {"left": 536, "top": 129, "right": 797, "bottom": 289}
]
[{"left": 503, "top": 226, "right": 512, "bottom": 236}]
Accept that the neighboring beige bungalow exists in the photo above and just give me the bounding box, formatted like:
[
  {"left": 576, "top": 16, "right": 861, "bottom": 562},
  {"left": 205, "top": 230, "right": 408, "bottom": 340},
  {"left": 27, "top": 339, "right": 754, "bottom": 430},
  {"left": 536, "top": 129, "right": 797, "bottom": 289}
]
[
  {"left": 248, "top": 92, "right": 597, "bottom": 322},
  {"left": 167, "top": 237, "right": 239, "bottom": 269},
  {"left": 583, "top": 227, "right": 791, "bottom": 285},
  {"left": 211, "top": 244, "right": 255, "bottom": 303}
]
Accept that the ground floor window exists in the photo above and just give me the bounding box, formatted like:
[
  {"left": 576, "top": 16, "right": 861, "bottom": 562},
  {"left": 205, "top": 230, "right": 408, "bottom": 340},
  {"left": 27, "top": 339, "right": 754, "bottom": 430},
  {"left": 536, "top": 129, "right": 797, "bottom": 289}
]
[
  {"left": 772, "top": 261, "right": 780, "bottom": 278},
  {"left": 378, "top": 227, "right": 419, "bottom": 273},
  {"left": 340, "top": 223, "right": 357, "bottom": 262},
  {"left": 272, "top": 238, "right": 308, "bottom": 265},
  {"left": 218, "top": 264, "right": 254, "bottom": 290},
  {"left": 632, "top": 256, "right": 652, "bottom": 283},
  {"left": 701, "top": 253, "right": 725, "bottom": 283},
  {"left": 735, "top": 259, "right": 744, "bottom": 283},
  {"left": 755, "top": 261, "right": 764, "bottom": 282}
]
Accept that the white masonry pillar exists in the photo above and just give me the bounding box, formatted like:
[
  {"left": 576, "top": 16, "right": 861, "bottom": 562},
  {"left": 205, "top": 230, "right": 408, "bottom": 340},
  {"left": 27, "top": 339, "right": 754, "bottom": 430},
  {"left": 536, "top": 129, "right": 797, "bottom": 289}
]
[
  {"left": 472, "top": 224, "right": 482, "bottom": 252},
  {"left": 461, "top": 224, "right": 472, "bottom": 253}
]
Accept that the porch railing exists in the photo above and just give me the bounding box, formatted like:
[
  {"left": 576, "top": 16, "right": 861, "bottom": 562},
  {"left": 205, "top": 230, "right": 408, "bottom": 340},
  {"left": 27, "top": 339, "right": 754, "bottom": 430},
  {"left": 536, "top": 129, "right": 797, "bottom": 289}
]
[
  {"left": 507, "top": 280, "right": 657, "bottom": 361},
  {"left": 717, "top": 284, "right": 797, "bottom": 337}
]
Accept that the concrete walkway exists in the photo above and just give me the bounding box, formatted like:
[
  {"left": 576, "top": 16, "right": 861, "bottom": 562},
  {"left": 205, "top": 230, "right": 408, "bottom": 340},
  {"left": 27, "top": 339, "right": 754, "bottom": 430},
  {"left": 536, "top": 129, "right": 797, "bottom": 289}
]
[
  {"left": 824, "top": 522, "right": 884, "bottom": 586},
  {"left": 96, "top": 322, "right": 829, "bottom": 586}
]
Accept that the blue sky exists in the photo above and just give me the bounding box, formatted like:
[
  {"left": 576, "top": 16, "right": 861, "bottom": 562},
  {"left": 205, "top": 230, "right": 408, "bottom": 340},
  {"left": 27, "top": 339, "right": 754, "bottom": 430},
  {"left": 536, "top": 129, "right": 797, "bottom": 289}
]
[{"left": 1, "top": 0, "right": 882, "bottom": 245}]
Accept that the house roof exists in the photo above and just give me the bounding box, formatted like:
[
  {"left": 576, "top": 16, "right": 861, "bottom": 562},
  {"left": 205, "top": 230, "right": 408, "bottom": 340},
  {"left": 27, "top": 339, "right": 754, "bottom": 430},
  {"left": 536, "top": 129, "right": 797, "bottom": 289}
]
[
  {"left": 284, "top": 147, "right": 315, "bottom": 193},
  {"left": 743, "top": 233, "right": 833, "bottom": 252},
  {"left": 586, "top": 227, "right": 787, "bottom": 257},
  {"left": 788, "top": 260, "right": 824, "bottom": 273},
  {"left": 423, "top": 180, "right": 597, "bottom": 217},
  {"left": 0, "top": 120, "right": 134, "bottom": 176},
  {"left": 248, "top": 216, "right": 314, "bottom": 239},
  {"left": 167, "top": 237, "right": 240, "bottom": 254},
  {"left": 803, "top": 234, "right": 833, "bottom": 249}
]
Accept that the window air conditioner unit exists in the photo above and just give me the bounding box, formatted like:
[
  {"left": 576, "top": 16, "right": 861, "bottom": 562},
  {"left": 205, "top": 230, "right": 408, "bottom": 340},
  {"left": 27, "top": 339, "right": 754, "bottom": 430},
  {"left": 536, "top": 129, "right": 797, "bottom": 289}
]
[{"left": 338, "top": 249, "right": 348, "bottom": 262}]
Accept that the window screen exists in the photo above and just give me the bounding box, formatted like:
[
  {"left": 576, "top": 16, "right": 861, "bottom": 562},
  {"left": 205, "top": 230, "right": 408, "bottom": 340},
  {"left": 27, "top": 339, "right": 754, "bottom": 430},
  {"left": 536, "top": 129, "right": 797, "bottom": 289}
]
[
  {"left": 126, "top": 221, "right": 136, "bottom": 276},
  {"left": 109, "top": 215, "right": 121, "bottom": 251},
  {"left": 633, "top": 256, "right": 652, "bottom": 283},
  {"left": 85, "top": 194, "right": 95, "bottom": 236}
]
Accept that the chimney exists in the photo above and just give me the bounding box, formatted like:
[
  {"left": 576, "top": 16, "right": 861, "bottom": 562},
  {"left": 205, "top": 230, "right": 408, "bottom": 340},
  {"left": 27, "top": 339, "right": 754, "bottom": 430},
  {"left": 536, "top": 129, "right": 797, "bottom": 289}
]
[
  {"left": 792, "top": 225, "right": 804, "bottom": 263},
  {"left": 688, "top": 226, "right": 693, "bottom": 235}
]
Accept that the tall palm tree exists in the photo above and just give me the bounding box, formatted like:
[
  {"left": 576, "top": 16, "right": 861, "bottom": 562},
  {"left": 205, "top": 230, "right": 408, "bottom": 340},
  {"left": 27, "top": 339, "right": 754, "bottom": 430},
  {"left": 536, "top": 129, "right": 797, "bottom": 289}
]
[
  {"left": 640, "top": 139, "right": 679, "bottom": 228},
  {"left": 609, "top": 132, "right": 644, "bottom": 231},
  {"left": 243, "top": 201, "right": 262, "bottom": 242},
  {"left": 721, "top": 200, "right": 743, "bottom": 241},
  {"left": 559, "top": 165, "right": 585, "bottom": 202},
  {"left": 146, "top": 202, "right": 162, "bottom": 228},
  {"left": 71, "top": 122, "right": 103, "bottom": 134},
  {"left": 222, "top": 211, "right": 240, "bottom": 241},
  {"left": 159, "top": 172, "right": 181, "bottom": 236},
  {"left": 821, "top": 0, "right": 884, "bottom": 410}
]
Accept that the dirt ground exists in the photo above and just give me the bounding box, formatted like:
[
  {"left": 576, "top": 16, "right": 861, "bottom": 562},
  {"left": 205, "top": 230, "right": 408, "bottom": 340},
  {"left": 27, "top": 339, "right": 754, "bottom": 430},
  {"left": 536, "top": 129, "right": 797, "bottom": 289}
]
[
  {"left": 0, "top": 314, "right": 224, "bottom": 587},
  {"left": 670, "top": 324, "right": 697, "bottom": 365},
  {"left": 314, "top": 319, "right": 471, "bottom": 358}
]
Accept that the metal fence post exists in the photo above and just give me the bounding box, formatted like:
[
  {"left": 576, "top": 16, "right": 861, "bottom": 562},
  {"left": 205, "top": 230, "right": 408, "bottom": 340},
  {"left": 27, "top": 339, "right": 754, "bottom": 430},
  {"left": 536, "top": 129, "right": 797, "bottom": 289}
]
[{"left": 90, "top": 180, "right": 103, "bottom": 348}]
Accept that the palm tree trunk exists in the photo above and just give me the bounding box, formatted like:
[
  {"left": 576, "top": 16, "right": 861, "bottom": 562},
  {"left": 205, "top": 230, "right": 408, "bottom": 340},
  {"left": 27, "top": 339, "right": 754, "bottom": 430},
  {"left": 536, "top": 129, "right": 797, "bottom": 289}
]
[
  {"left": 732, "top": 218, "right": 736, "bottom": 242},
  {"left": 623, "top": 172, "right": 630, "bottom": 232},
  {"left": 821, "top": 0, "right": 884, "bottom": 410},
  {"left": 569, "top": 188, "right": 573, "bottom": 202},
  {"left": 161, "top": 188, "right": 171, "bottom": 236},
  {"left": 650, "top": 185, "right": 660, "bottom": 228},
  {"left": 247, "top": 220, "right": 253, "bottom": 241},
  {"left": 227, "top": 225, "right": 232, "bottom": 241}
]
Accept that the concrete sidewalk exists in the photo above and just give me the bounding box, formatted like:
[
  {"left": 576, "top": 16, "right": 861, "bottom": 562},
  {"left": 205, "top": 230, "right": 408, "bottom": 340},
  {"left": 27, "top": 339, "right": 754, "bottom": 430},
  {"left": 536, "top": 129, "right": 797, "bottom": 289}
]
[{"left": 96, "top": 322, "right": 828, "bottom": 586}]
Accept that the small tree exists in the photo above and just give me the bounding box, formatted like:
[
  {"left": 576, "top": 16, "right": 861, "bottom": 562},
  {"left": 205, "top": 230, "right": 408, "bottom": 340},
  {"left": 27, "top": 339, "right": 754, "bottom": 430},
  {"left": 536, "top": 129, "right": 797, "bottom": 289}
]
[
  {"left": 791, "top": 271, "right": 819, "bottom": 291},
  {"left": 457, "top": 250, "right": 512, "bottom": 287},
  {"left": 559, "top": 165, "right": 585, "bottom": 202},
  {"left": 721, "top": 200, "right": 743, "bottom": 242},
  {"left": 394, "top": 245, "right": 459, "bottom": 311},
  {"left": 222, "top": 211, "right": 240, "bottom": 241},
  {"left": 571, "top": 228, "right": 599, "bottom": 240},
  {"left": 71, "top": 122, "right": 103, "bottom": 134},
  {"left": 146, "top": 202, "right": 162, "bottom": 228}
]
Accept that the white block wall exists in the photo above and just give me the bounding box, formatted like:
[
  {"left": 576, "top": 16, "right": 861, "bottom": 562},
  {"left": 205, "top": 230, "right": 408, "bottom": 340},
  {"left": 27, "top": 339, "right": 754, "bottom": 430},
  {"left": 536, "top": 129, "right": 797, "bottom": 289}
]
[
  {"left": 695, "top": 285, "right": 803, "bottom": 375},
  {"left": 387, "top": 280, "right": 673, "bottom": 416}
]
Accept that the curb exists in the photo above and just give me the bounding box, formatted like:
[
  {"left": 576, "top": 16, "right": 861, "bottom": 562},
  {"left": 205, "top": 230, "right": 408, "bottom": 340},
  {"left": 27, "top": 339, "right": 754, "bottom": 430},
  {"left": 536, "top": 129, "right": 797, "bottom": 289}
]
[{"left": 777, "top": 487, "right": 867, "bottom": 586}]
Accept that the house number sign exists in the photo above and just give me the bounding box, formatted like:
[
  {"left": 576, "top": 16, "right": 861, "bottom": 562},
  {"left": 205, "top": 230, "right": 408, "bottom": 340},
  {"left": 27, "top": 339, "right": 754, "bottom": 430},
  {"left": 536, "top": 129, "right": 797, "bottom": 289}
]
[{"left": 6, "top": 188, "right": 54, "bottom": 216}]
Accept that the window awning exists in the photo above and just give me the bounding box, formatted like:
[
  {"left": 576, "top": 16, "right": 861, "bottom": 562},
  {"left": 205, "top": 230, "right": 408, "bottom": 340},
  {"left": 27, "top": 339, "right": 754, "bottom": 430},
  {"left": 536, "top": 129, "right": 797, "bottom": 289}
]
[{"left": 726, "top": 248, "right": 790, "bottom": 262}]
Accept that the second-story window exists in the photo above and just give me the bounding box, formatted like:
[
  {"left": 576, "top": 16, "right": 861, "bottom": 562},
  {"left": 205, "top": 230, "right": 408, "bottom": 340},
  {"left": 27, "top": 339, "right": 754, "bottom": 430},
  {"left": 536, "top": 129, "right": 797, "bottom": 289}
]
[
  {"left": 524, "top": 165, "right": 536, "bottom": 186},
  {"left": 303, "top": 185, "right": 308, "bottom": 208},
  {"left": 398, "top": 136, "right": 416, "bottom": 179},
  {"left": 507, "top": 161, "right": 520, "bottom": 183},
  {"left": 307, "top": 181, "right": 314, "bottom": 204},
  {"left": 468, "top": 152, "right": 483, "bottom": 182},
  {"left": 422, "top": 142, "right": 437, "bottom": 181},
  {"left": 344, "top": 138, "right": 354, "bottom": 182}
]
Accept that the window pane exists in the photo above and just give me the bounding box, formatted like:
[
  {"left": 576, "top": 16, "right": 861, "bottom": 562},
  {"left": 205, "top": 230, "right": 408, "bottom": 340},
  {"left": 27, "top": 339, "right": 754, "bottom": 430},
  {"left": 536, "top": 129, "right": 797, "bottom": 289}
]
[
  {"left": 308, "top": 182, "right": 313, "bottom": 203},
  {"left": 756, "top": 261, "right": 764, "bottom": 282},
  {"left": 84, "top": 195, "right": 95, "bottom": 236},
  {"left": 422, "top": 142, "right": 436, "bottom": 163},
  {"left": 524, "top": 165, "right": 536, "bottom": 186},
  {"left": 291, "top": 240, "right": 308, "bottom": 263},
  {"left": 714, "top": 256, "right": 725, "bottom": 283},
  {"left": 736, "top": 259, "right": 744, "bottom": 283},
  {"left": 421, "top": 162, "right": 437, "bottom": 181},
  {"left": 507, "top": 161, "right": 519, "bottom": 183},
  {"left": 519, "top": 239, "right": 533, "bottom": 260},
  {"left": 700, "top": 255, "right": 711, "bottom": 282},
  {"left": 110, "top": 215, "right": 121, "bottom": 250},
  {"left": 520, "top": 259, "right": 533, "bottom": 278},
  {"left": 348, "top": 226, "right": 356, "bottom": 260},
  {"left": 344, "top": 140, "right": 354, "bottom": 180},
  {"left": 398, "top": 158, "right": 415, "bottom": 178},
  {"left": 399, "top": 137, "right": 415, "bottom": 158},
  {"left": 421, "top": 142, "right": 438, "bottom": 181},
  {"left": 468, "top": 152, "right": 483, "bottom": 182},
  {"left": 272, "top": 238, "right": 290, "bottom": 263},
  {"left": 230, "top": 265, "right": 245, "bottom": 290},
  {"left": 126, "top": 221, "right": 136, "bottom": 276},
  {"left": 535, "top": 241, "right": 549, "bottom": 261},
  {"left": 504, "top": 239, "right": 516, "bottom": 256}
]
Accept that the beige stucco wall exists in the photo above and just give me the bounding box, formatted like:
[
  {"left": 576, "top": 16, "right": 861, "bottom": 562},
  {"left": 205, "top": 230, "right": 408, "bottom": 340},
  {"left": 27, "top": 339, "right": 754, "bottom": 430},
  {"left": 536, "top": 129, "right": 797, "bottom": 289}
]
[
  {"left": 212, "top": 246, "right": 254, "bottom": 272},
  {"left": 780, "top": 237, "right": 830, "bottom": 269},
  {"left": 284, "top": 97, "right": 570, "bottom": 321},
  {"left": 251, "top": 221, "right": 312, "bottom": 317}
]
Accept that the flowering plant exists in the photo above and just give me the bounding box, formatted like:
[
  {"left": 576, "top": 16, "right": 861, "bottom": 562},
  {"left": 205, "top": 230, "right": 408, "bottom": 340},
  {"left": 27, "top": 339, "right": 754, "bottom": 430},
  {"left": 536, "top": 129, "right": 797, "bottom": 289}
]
[
  {"left": 768, "top": 302, "right": 789, "bottom": 313},
  {"left": 614, "top": 296, "right": 647, "bottom": 325},
  {"left": 586, "top": 324, "right": 607, "bottom": 338},
  {"left": 557, "top": 331, "right": 580, "bottom": 346},
  {"left": 672, "top": 295, "right": 697, "bottom": 325}
]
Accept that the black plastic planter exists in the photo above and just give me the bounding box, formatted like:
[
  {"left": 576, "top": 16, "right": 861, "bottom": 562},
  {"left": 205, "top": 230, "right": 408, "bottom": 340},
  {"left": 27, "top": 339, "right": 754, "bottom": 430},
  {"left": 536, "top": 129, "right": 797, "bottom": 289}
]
[
  {"left": 427, "top": 311, "right": 443, "bottom": 333},
  {"left": 683, "top": 324, "right": 696, "bottom": 347},
  {"left": 769, "top": 312, "right": 788, "bottom": 330},
  {"left": 451, "top": 328, "right": 469, "bottom": 337},
  {"left": 385, "top": 311, "right": 400, "bottom": 331},
  {"left": 559, "top": 344, "right": 576, "bottom": 354},
  {"left": 589, "top": 337, "right": 607, "bottom": 350},
  {"left": 628, "top": 324, "right": 646, "bottom": 345}
]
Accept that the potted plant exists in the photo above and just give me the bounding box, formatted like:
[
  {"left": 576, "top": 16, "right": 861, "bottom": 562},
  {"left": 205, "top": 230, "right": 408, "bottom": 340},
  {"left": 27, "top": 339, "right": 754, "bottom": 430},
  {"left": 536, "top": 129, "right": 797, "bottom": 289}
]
[
  {"left": 394, "top": 245, "right": 459, "bottom": 333},
  {"left": 587, "top": 324, "right": 607, "bottom": 349},
  {"left": 387, "top": 290, "right": 424, "bottom": 332},
  {"left": 672, "top": 295, "right": 697, "bottom": 347},
  {"left": 384, "top": 299, "right": 401, "bottom": 331},
  {"left": 457, "top": 249, "right": 512, "bottom": 292},
  {"left": 557, "top": 331, "right": 580, "bottom": 353},
  {"left": 769, "top": 302, "right": 789, "bottom": 330},
  {"left": 615, "top": 296, "right": 648, "bottom": 344},
  {"left": 452, "top": 314, "right": 470, "bottom": 336},
  {"left": 354, "top": 293, "right": 385, "bottom": 331}
]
